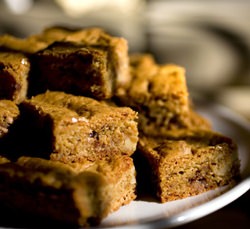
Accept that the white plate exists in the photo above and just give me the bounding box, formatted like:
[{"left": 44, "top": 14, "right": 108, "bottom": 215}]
[{"left": 97, "top": 104, "right": 250, "bottom": 229}]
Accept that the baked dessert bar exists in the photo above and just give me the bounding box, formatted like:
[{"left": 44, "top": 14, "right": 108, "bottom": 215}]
[
  {"left": 1, "top": 27, "right": 130, "bottom": 100},
  {"left": 20, "top": 91, "right": 138, "bottom": 163},
  {"left": 118, "top": 53, "right": 189, "bottom": 116},
  {"left": 0, "top": 155, "right": 136, "bottom": 226},
  {"left": 30, "top": 41, "right": 116, "bottom": 100},
  {"left": 116, "top": 54, "right": 210, "bottom": 135},
  {"left": 136, "top": 130, "right": 240, "bottom": 202},
  {"left": 0, "top": 52, "right": 30, "bottom": 103},
  {"left": 29, "top": 26, "right": 130, "bottom": 99},
  {"left": 0, "top": 100, "right": 19, "bottom": 138},
  {"left": 38, "top": 26, "right": 131, "bottom": 91}
]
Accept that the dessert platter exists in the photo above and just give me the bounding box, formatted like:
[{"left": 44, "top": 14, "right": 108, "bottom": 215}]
[{"left": 0, "top": 26, "right": 249, "bottom": 229}]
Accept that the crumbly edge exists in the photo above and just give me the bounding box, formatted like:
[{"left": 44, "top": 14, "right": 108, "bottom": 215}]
[{"left": 136, "top": 132, "right": 240, "bottom": 202}]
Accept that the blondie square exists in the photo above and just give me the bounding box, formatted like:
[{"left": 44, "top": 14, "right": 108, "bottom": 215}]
[
  {"left": 40, "top": 26, "right": 131, "bottom": 90},
  {"left": 30, "top": 42, "right": 116, "bottom": 100},
  {"left": 0, "top": 100, "right": 19, "bottom": 137},
  {"left": 20, "top": 91, "right": 138, "bottom": 163},
  {"left": 136, "top": 130, "right": 240, "bottom": 202},
  {"left": 116, "top": 54, "right": 210, "bottom": 136},
  {"left": 29, "top": 26, "right": 130, "bottom": 98},
  {"left": 0, "top": 52, "right": 30, "bottom": 103},
  {"left": 0, "top": 155, "right": 136, "bottom": 226},
  {"left": 117, "top": 54, "right": 188, "bottom": 130}
]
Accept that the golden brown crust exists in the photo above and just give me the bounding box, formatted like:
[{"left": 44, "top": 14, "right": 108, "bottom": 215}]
[
  {"left": 136, "top": 130, "right": 240, "bottom": 202},
  {"left": 1, "top": 26, "right": 130, "bottom": 100},
  {"left": 0, "top": 34, "right": 48, "bottom": 54},
  {"left": 122, "top": 54, "right": 189, "bottom": 112},
  {"left": 34, "top": 26, "right": 131, "bottom": 94},
  {"left": 116, "top": 54, "right": 211, "bottom": 136},
  {"left": 20, "top": 91, "right": 138, "bottom": 163}
]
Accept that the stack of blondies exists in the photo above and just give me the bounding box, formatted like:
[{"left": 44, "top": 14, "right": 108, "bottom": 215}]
[{"left": 0, "top": 27, "right": 240, "bottom": 226}]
